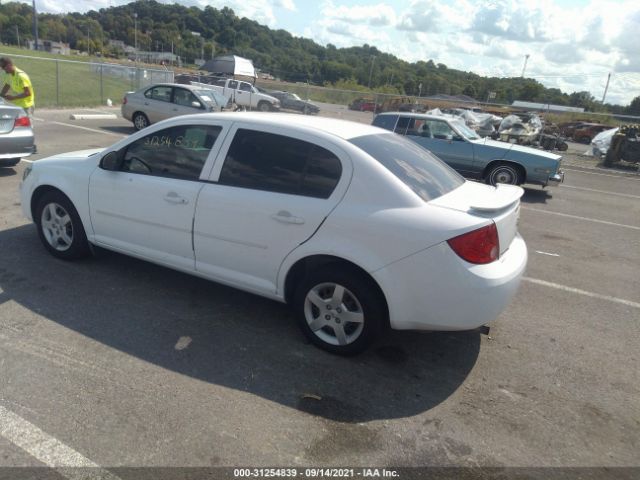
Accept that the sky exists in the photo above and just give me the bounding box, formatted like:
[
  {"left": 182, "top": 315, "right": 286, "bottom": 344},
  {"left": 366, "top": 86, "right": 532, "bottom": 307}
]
[{"left": 20, "top": 0, "right": 640, "bottom": 106}]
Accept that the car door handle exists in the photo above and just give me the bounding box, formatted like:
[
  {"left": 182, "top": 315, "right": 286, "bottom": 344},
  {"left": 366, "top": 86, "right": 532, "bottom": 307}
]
[
  {"left": 164, "top": 192, "right": 188, "bottom": 205},
  {"left": 271, "top": 211, "right": 305, "bottom": 224}
]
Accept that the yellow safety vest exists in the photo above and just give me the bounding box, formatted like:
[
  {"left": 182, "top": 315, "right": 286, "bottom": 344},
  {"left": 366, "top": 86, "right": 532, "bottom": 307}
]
[{"left": 5, "top": 67, "right": 35, "bottom": 109}]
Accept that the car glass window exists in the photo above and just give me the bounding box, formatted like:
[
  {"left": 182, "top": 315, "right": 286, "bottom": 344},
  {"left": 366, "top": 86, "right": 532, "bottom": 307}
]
[
  {"left": 349, "top": 133, "right": 464, "bottom": 202},
  {"left": 144, "top": 86, "right": 172, "bottom": 102},
  {"left": 122, "top": 125, "right": 222, "bottom": 181},
  {"left": 239, "top": 83, "right": 252, "bottom": 92},
  {"left": 394, "top": 117, "right": 423, "bottom": 137},
  {"left": 228, "top": 80, "right": 238, "bottom": 89},
  {"left": 428, "top": 120, "right": 457, "bottom": 139},
  {"left": 219, "top": 129, "right": 342, "bottom": 198},
  {"left": 173, "top": 88, "right": 200, "bottom": 107},
  {"left": 372, "top": 115, "right": 398, "bottom": 132}
]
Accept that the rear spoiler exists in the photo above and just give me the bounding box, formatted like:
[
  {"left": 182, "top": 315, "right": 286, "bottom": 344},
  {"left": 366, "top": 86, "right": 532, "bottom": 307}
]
[{"left": 469, "top": 184, "right": 524, "bottom": 212}]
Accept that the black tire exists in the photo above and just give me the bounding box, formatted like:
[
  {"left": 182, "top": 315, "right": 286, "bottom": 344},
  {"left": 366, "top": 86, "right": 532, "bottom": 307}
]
[
  {"left": 485, "top": 163, "right": 523, "bottom": 186},
  {"left": 557, "top": 142, "right": 568, "bottom": 152},
  {"left": 35, "top": 191, "right": 90, "bottom": 260},
  {"left": 257, "top": 101, "right": 270, "bottom": 112},
  {"left": 132, "top": 112, "right": 149, "bottom": 131},
  {"left": 603, "top": 149, "right": 615, "bottom": 167},
  {"left": 293, "top": 265, "right": 385, "bottom": 355}
]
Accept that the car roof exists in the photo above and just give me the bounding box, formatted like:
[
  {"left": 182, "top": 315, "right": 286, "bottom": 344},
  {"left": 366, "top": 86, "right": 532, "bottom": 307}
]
[
  {"left": 183, "top": 112, "right": 385, "bottom": 140},
  {"left": 142, "top": 83, "right": 213, "bottom": 92},
  {"left": 376, "top": 112, "right": 456, "bottom": 121}
]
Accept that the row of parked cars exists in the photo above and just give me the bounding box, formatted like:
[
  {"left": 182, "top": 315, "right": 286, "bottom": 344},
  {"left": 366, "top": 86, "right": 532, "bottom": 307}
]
[{"left": 12, "top": 82, "right": 569, "bottom": 355}]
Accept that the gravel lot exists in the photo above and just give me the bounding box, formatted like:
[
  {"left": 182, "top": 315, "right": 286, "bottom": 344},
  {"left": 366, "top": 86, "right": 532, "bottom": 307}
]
[{"left": 0, "top": 107, "right": 638, "bottom": 479}]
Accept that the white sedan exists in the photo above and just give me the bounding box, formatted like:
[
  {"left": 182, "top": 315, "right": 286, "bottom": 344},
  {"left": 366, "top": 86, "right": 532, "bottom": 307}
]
[{"left": 20, "top": 113, "right": 527, "bottom": 355}]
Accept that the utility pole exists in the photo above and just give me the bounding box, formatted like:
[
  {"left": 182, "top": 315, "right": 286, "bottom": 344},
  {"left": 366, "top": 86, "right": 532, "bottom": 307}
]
[
  {"left": 601, "top": 73, "right": 611, "bottom": 104},
  {"left": 134, "top": 12, "right": 138, "bottom": 62},
  {"left": 520, "top": 54, "right": 530, "bottom": 78},
  {"left": 32, "top": 0, "right": 38, "bottom": 51},
  {"left": 367, "top": 55, "right": 376, "bottom": 89}
]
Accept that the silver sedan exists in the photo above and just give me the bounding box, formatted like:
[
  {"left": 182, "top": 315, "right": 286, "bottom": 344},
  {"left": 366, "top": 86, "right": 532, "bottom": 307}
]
[
  {"left": 0, "top": 98, "right": 35, "bottom": 167},
  {"left": 121, "top": 83, "right": 230, "bottom": 130}
]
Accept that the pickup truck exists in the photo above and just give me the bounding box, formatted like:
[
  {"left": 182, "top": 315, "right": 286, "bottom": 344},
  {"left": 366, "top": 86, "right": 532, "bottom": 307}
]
[{"left": 191, "top": 77, "right": 280, "bottom": 112}]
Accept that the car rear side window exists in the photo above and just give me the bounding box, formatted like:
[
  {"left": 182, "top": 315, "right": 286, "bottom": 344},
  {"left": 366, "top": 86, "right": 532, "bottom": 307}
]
[
  {"left": 218, "top": 129, "right": 342, "bottom": 198},
  {"left": 372, "top": 115, "right": 398, "bottom": 132},
  {"left": 121, "top": 125, "right": 222, "bottom": 181},
  {"left": 349, "top": 133, "right": 464, "bottom": 202}
]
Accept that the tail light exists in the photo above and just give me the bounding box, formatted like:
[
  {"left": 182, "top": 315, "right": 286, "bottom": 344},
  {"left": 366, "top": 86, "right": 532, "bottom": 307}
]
[
  {"left": 447, "top": 222, "right": 499, "bottom": 264},
  {"left": 122, "top": 97, "right": 127, "bottom": 105},
  {"left": 14, "top": 116, "right": 31, "bottom": 128}
]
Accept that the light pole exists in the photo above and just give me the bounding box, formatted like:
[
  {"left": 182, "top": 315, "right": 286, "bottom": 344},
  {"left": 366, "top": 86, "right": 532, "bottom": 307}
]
[
  {"left": 32, "top": 0, "right": 38, "bottom": 51},
  {"left": 134, "top": 12, "right": 138, "bottom": 62},
  {"left": 367, "top": 55, "right": 376, "bottom": 89},
  {"left": 520, "top": 54, "right": 530, "bottom": 78}
]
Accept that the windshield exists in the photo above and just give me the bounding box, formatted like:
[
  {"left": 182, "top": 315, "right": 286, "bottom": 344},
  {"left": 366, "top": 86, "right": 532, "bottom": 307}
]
[
  {"left": 195, "top": 89, "right": 229, "bottom": 106},
  {"left": 451, "top": 120, "right": 480, "bottom": 140},
  {"left": 350, "top": 133, "right": 464, "bottom": 202}
]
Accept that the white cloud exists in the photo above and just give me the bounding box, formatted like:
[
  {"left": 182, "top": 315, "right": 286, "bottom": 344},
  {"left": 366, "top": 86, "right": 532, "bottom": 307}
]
[{"left": 320, "top": 1, "right": 397, "bottom": 27}]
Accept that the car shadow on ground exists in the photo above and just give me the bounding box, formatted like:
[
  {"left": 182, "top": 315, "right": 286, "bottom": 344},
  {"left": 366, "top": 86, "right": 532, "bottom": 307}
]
[
  {"left": 520, "top": 187, "right": 552, "bottom": 204},
  {"left": 0, "top": 224, "right": 481, "bottom": 423},
  {"left": 0, "top": 167, "right": 17, "bottom": 177}
]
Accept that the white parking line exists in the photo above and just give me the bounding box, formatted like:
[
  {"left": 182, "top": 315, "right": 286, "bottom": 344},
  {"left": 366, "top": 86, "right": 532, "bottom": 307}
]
[
  {"left": 523, "top": 277, "right": 640, "bottom": 309},
  {"left": 563, "top": 167, "right": 640, "bottom": 179},
  {"left": 50, "top": 121, "right": 126, "bottom": 137},
  {"left": 535, "top": 251, "right": 560, "bottom": 257},
  {"left": 560, "top": 184, "right": 640, "bottom": 199},
  {"left": 522, "top": 207, "right": 640, "bottom": 231},
  {"left": 0, "top": 404, "right": 122, "bottom": 480}
]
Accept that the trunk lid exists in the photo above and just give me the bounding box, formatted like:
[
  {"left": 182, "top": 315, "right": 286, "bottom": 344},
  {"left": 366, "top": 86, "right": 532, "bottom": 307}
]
[{"left": 430, "top": 181, "right": 523, "bottom": 255}]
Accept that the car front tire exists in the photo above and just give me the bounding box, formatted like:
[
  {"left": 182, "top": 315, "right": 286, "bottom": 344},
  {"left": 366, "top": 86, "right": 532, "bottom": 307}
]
[
  {"left": 486, "top": 163, "right": 523, "bottom": 186},
  {"left": 132, "top": 112, "right": 150, "bottom": 131},
  {"left": 294, "top": 265, "right": 385, "bottom": 355},
  {"left": 35, "top": 191, "right": 90, "bottom": 260}
]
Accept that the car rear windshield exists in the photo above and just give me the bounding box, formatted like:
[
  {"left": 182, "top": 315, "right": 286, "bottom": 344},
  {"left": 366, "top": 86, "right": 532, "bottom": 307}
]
[{"left": 349, "top": 133, "right": 464, "bottom": 202}]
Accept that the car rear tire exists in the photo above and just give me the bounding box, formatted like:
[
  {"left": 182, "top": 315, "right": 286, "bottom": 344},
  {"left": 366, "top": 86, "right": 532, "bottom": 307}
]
[
  {"left": 293, "top": 265, "right": 385, "bottom": 355},
  {"left": 132, "top": 112, "right": 150, "bottom": 131},
  {"left": 35, "top": 191, "right": 90, "bottom": 260},
  {"left": 485, "top": 163, "right": 523, "bottom": 186}
]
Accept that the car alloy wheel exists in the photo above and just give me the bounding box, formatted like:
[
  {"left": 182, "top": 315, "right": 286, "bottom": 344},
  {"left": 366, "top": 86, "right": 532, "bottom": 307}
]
[
  {"left": 303, "top": 282, "right": 365, "bottom": 347},
  {"left": 36, "top": 191, "right": 90, "bottom": 260},
  {"left": 40, "top": 202, "right": 74, "bottom": 252},
  {"left": 133, "top": 113, "right": 149, "bottom": 130},
  {"left": 294, "top": 265, "right": 385, "bottom": 355}
]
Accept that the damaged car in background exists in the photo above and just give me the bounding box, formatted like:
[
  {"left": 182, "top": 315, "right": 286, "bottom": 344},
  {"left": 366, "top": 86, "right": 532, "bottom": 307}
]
[{"left": 373, "top": 112, "right": 564, "bottom": 187}]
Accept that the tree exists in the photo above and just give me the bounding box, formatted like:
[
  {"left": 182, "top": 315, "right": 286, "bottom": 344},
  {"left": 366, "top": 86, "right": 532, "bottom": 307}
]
[{"left": 628, "top": 96, "right": 640, "bottom": 115}]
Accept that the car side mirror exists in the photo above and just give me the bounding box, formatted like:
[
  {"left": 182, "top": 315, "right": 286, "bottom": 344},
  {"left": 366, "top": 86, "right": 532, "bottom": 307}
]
[
  {"left": 192, "top": 101, "right": 202, "bottom": 109},
  {"left": 446, "top": 134, "right": 453, "bottom": 142},
  {"left": 100, "top": 151, "right": 122, "bottom": 171}
]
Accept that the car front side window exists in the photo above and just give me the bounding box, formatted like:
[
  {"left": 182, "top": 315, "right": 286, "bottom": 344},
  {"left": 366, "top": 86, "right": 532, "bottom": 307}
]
[
  {"left": 173, "top": 88, "right": 200, "bottom": 108},
  {"left": 144, "top": 86, "right": 172, "bottom": 103},
  {"left": 121, "top": 125, "right": 222, "bottom": 181}
]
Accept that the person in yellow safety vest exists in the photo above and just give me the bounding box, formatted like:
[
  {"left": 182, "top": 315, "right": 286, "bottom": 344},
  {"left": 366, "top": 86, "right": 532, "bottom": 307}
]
[
  {"left": 0, "top": 57, "right": 35, "bottom": 118},
  {"left": 0, "top": 57, "right": 36, "bottom": 152}
]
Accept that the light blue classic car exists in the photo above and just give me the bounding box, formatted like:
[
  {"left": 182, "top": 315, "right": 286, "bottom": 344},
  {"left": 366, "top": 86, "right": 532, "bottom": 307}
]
[{"left": 372, "top": 112, "right": 564, "bottom": 187}]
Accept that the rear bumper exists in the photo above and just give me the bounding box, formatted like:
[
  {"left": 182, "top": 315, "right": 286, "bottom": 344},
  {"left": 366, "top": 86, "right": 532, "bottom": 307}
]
[
  {"left": 372, "top": 234, "right": 527, "bottom": 331},
  {"left": 0, "top": 128, "right": 35, "bottom": 164}
]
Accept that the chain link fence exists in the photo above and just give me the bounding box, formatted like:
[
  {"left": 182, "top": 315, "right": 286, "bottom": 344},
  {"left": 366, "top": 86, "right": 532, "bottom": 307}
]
[
  {"left": 0, "top": 53, "right": 173, "bottom": 108},
  {"left": 2, "top": 53, "right": 638, "bottom": 127}
]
